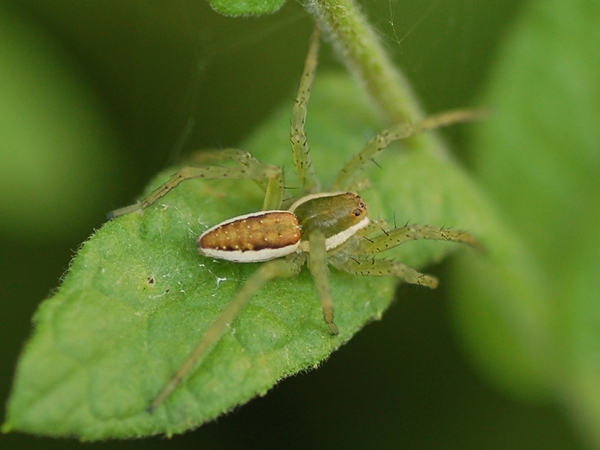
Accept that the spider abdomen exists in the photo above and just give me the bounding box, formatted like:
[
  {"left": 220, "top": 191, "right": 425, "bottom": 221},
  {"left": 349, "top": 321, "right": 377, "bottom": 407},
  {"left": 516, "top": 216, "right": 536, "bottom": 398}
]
[{"left": 197, "top": 211, "right": 301, "bottom": 263}]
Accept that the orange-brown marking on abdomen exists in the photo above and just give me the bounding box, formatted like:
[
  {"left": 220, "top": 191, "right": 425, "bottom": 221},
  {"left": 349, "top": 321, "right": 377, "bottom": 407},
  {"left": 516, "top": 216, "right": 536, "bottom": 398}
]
[{"left": 199, "top": 212, "right": 301, "bottom": 252}]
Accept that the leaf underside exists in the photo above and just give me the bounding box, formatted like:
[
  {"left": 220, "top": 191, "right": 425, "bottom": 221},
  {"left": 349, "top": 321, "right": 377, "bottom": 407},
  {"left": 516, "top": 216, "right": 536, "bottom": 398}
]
[
  {"left": 451, "top": 0, "right": 600, "bottom": 444},
  {"left": 4, "top": 73, "right": 489, "bottom": 439}
]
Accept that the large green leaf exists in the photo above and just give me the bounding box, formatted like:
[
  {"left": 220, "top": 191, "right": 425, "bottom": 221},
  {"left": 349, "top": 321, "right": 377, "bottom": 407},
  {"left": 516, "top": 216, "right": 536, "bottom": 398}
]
[
  {"left": 451, "top": 0, "right": 600, "bottom": 443},
  {"left": 3, "top": 72, "right": 494, "bottom": 439}
]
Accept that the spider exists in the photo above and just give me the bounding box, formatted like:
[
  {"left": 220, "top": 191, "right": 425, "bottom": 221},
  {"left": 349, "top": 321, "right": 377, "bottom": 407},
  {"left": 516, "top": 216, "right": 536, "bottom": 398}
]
[{"left": 109, "top": 27, "right": 481, "bottom": 413}]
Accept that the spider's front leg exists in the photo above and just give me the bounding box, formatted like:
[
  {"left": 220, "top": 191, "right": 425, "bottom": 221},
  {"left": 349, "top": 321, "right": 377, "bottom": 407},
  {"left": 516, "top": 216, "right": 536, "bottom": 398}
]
[
  {"left": 331, "top": 223, "right": 480, "bottom": 288},
  {"left": 148, "top": 253, "right": 303, "bottom": 413},
  {"left": 360, "top": 223, "right": 481, "bottom": 254},
  {"left": 307, "top": 230, "right": 339, "bottom": 334},
  {"left": 108, "top": 148, "right": 284, "bottom": 218},
  {"left": 331, "top": 108, "right": 488, "bottom": 192},
  {"left": 331, "top": 253, "right": 440, "bottom": 289},
  {"left": 291, "top": 26, "right": 321, "bottom": 194}
]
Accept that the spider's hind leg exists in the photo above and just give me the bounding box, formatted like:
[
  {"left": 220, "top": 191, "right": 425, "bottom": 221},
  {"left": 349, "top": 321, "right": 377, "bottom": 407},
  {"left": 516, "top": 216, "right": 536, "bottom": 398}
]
[
  {"left": 108, "top": 148, "right": 284, "bottom": 218},
  {"left": 148, "top": 254, "right": 303, "bottom": 412}
]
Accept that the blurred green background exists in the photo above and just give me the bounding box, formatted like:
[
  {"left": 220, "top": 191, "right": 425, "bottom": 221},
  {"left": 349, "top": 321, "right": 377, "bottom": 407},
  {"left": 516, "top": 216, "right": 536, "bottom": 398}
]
[{"left": 0, "top": 0, "right": 593, "bottom": 448}]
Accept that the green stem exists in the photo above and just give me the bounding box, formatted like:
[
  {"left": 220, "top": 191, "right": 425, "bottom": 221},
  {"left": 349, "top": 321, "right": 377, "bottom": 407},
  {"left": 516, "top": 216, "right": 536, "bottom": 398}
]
[{"left": 305, "top": 0, "right": 448, "bottom": 156}]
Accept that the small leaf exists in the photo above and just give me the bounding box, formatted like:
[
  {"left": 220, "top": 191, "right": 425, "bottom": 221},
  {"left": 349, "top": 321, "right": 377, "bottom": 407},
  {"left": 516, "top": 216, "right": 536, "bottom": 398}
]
[
  {"left": 208, "top": 0, "right": 287, "bottom": 16},
  {"left": 4, "top": 72, "right": 493, "bottom": 439}
]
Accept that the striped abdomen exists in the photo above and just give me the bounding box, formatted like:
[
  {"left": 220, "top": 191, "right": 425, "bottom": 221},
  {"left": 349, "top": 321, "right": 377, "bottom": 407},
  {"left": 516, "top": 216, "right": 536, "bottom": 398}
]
[{"left": 197, "top": 211, "right": 301, "bottom": 263}]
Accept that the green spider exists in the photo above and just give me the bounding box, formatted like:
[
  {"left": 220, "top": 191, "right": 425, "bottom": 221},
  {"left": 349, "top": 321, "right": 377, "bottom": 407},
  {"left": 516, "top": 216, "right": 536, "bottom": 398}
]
[{"left": 109, "top": 27, "right": 481, "bottom": 412}]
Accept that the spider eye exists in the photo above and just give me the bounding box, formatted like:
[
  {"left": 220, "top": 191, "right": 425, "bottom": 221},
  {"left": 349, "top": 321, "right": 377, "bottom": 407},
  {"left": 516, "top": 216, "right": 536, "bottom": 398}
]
[{"left": 354, "top": 209, "right": 362, "bottom": 216}]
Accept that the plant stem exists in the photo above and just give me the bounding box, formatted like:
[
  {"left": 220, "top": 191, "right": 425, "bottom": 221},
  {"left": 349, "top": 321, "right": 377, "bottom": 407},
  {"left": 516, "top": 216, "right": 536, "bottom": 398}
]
[
  {"left": 305, "top": 0, "right": 422, "bottom": 124},
  {"left": 305, "top": 0, "right": 449, "bottom": 157}
]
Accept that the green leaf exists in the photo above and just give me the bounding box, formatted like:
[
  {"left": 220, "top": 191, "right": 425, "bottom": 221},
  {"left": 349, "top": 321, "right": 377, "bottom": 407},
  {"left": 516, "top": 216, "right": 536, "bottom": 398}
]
[
  {"left": 4, "top": 72, "right": 493, "bottom": 439},
  {"left": 208, "top": 0, "right": 287, "bottom": 16},
  {"left": 451, "top": 0, "right": 600, "bottom": 442}
]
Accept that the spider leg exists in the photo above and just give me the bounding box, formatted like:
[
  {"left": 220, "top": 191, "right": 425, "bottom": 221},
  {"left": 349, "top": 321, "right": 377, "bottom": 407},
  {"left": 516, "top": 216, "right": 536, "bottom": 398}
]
[
  {"left": 188, "top": 148, "right": 260, "bottom": 165},
  {"left": 308, "top": 230, "right": 339, "bottom": 334},
  {"left": 331, "top": 108, "right": 488, "bottom": 192},
  {"left": 148, "top": 254, "right": 303, "bottom": 412},
  {"left": 356, "top": 218, "right": 389, "bottom": 237},
  {"left": 188, "top": 148, "right": 276, "bottom": 194},
  {"left": 291, "top": 27, "right": 321, "bottom": 194},
  {"left": 332, "top": 255, "right": 439, "bottom": 288},
  {"left": 108, "top": 149, "right": 284, "bottom": 218},
  {"left": 359, "top": 224, "right": 481, "bottom": 254}
]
